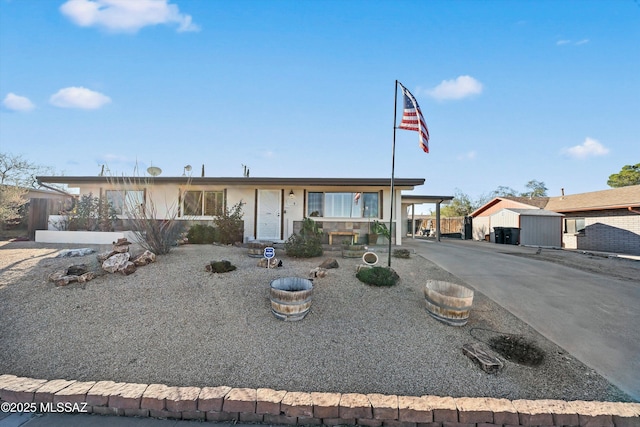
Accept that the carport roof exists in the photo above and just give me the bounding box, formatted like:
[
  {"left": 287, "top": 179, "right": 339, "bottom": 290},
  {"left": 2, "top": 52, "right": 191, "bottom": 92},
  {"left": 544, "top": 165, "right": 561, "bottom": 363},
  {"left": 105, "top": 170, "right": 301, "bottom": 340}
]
[{"left": 401, "top": 195, "right": 454, "bottom": 204}]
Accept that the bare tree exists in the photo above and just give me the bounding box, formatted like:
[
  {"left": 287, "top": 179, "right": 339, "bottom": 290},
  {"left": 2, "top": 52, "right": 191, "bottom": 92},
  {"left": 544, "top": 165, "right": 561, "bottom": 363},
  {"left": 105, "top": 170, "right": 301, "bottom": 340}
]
[{"left": 0, "top": 152, "right": 54, "bottom": 188}]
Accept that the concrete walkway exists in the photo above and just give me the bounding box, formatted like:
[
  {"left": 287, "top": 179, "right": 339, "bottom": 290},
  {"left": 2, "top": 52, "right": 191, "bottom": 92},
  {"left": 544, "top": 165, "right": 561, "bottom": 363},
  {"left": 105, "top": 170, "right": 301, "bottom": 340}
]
[{"left": 404, "top": 238, "right": 640, "bottom": 401}]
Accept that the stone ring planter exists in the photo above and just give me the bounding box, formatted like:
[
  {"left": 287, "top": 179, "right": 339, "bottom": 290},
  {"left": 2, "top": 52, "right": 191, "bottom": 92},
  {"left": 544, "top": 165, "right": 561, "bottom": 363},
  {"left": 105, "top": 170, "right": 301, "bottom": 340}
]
[
  {"left": 269, "top": 277, "right": 314, "bottom": 321},
  {"left": 362, "top": 251, "right": 379, "bottom": 266},
  {"left": 424, "top": 280, "right": 474, "bottom": 326}
]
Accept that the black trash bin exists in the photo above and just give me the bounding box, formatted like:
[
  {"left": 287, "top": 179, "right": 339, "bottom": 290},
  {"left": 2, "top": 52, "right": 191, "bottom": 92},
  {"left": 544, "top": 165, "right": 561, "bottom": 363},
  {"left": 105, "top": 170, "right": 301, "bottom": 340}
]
[
  {"left": 494, "top": 227, "right": 505, "bottom": 244},
  {"left": 506, "top": 227, "right": 520, "bottom": 245},
  {"left": 503, "top": 228, "right": 512, "bottom": 244}
]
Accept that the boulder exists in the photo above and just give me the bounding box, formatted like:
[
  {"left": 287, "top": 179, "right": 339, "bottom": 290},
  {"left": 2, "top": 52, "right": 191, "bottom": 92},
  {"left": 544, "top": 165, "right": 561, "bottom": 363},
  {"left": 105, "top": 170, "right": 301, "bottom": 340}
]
[
  {"left": 102, "top": 252, "right": 131, "bottom": 273},
  {"left": 319, "top": 258, "right": 339, "bottom": 269},
  {"left": 77, "top": 272, "right": 96, "bottom": 283},
  {"left": 113, "top": 238, "right": 132, "bottom": 246},
  {"left": 257, "top": 258, "right": 279, "bottom": 268},
  {"left": 112, "top": 244, "right": 129, "bottom": 254},
  {"left": 309, "top": 267, "right": 327, "bottom": 278},
  {"left": 119, "top": 262, "right": 137, "bottom": 276},
  {"left": 56, "top": 248, "right": 95, "bottom": 258},
  {"left": 132, "top": 250, "right": 156, "bottom": 266},
  {"left": 97, "top": 251, "right": 117, "bottom": 262},
  {"left": 66, "top": 264, "right": 88, "bottom": 276}
]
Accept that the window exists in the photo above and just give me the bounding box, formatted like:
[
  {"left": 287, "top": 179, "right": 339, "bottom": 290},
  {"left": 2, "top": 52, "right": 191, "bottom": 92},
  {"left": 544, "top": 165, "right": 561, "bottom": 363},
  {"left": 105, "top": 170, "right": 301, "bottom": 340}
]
[
  {"left": 183, "top": 190, "right": 224, "bottom": 216},
  {"left": 565, "top": 218, "right": 586, "bottom": 234},
  {"left": 105, "top": 190, "right": 145, "bottom": 215},
  {"left": 307, "top": 192, "right": 379, "bottom": 218}
]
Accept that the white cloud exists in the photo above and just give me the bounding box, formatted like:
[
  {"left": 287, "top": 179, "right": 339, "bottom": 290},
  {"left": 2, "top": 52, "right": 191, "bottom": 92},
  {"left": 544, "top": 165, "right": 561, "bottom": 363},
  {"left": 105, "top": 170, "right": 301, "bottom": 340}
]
[
  {"left": 50, "top": 86, "right": 111, "bottom": 109},
  {"left": 426, "top": 75, "right": 483, "bottom": 101},
  {"left": 60, "top": 0, "right": 200, "bottom": 33},
  {"left": 556, "top": 39, "right": 589, "bottom": 46},
  {"left": 563, "top": 137, "right": 609, "bottom": 159},
  {"left": 2, "top": 93, "right": 36, "bottom": 112}
]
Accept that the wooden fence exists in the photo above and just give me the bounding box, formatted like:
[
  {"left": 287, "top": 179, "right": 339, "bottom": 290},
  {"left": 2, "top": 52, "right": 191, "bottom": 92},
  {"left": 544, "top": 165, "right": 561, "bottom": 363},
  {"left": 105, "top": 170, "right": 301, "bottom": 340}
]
[
  {"left": 409, "top": 216, "right": 465, "bottom": 235},
  {"left": 27, "top": 198, "right": 66, "bottom": 240}
]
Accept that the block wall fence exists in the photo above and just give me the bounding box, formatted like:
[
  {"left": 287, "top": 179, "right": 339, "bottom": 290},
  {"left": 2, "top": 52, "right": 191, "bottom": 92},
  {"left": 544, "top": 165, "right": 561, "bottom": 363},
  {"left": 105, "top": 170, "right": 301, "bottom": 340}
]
[{"left": 1, "top": 375, "right": 638, "bottom": 427}]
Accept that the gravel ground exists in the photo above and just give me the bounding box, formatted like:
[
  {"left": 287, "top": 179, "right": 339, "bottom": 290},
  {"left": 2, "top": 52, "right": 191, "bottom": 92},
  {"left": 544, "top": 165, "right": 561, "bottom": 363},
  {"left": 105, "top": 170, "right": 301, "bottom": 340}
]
[{"left": 0, "top": 240, "right": 634, "bottom": 402}]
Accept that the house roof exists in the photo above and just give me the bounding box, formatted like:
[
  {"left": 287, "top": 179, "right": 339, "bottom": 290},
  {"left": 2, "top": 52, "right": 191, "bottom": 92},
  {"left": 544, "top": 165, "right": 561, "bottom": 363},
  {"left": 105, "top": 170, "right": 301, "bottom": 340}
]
[
  {"left": 36, "top": 176, "right": 425, "bottom": 188},
  {"left": 499, "top": 208, "right": 564, "bottom": 217},
  {"left": 470, "top": 196, "right": 546, "bottom": 217},
  {"left": 544, "top": 185, "right": 640, "bottom": 212},
  {"left": 502, "top": 196, "right": 549, "bottom": 208}
]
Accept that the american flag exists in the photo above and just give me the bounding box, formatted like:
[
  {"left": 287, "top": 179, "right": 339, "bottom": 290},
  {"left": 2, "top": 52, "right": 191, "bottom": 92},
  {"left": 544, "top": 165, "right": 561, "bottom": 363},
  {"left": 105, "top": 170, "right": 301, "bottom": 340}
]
[{"left": 398, "top": 82, "right": 429, "bottom": 153}]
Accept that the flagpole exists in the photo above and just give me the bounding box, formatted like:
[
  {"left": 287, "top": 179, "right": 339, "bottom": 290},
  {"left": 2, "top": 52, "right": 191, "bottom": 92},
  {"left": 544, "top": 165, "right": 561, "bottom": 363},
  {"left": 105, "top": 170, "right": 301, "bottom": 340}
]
[{"left": 388, "top": 80, "right": 398, "bottom": 267}]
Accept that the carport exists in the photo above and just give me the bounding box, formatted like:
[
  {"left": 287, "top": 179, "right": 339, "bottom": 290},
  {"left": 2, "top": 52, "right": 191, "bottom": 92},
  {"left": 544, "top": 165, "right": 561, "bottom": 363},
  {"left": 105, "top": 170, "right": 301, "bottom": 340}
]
[{"left": 401, "top": 195, "right": 454, "bottom": 242}]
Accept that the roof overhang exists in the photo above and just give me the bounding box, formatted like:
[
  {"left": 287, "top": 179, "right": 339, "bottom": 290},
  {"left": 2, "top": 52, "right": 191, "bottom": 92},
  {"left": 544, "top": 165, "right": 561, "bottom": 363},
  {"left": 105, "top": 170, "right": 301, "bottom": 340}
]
[{"left": 36, "top": 176, "right": 425, "bottom": 188}]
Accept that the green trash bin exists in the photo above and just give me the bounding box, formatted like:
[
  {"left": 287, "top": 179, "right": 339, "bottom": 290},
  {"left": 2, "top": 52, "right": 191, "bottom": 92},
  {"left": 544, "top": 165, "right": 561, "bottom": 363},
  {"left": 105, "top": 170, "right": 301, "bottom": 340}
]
[{"left": 494, "top": 227, "right": 505, "bottom": 244}]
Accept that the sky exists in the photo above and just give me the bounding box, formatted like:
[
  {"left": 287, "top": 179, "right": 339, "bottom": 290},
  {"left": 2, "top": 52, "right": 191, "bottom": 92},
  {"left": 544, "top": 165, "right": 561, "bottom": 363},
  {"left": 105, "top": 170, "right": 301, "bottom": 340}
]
[{"left": 1, "top": 0, "right": 639, "bottom": 212}]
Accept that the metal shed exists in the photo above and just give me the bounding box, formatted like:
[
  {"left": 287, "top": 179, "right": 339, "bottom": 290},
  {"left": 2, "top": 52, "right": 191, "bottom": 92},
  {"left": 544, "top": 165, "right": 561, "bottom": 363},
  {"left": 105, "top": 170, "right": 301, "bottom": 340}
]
[{"left": 490, "top": 208, "right": 564, "bottom": 247}]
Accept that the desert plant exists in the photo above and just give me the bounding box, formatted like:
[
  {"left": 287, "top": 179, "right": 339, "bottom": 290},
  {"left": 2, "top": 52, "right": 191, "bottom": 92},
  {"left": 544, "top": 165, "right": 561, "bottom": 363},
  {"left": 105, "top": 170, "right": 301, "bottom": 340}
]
[
  {"left": 206, "top": 260, "right": 237, "bottom": 273},
  {"left": 187, "top": 223, "right": 218, "bottom": 244},
  {"left": 285, "top": 218, "right": 323, "bottom": 258},
  {"left": 356, "top": 266, "right": 399, "bottom": 287},
  {"left": 371, "top": 220, "right": 391, "bottom": 241},
  {"left": 213, "top": 201, "right": 244, "bottom": 244}
]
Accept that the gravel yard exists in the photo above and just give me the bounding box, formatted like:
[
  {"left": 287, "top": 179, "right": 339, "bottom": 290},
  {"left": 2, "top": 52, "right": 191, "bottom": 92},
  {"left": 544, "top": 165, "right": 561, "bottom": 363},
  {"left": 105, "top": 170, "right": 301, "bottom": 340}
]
[{"left": 0, "top": 240, "right": 634, "bottom": 402}]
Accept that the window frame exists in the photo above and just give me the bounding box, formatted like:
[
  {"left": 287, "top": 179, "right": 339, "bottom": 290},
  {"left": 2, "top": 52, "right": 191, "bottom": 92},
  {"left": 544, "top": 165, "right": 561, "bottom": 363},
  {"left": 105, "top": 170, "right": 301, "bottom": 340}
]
[
  {"left": 565, "top": 217, "right": 586, "bottom": 234},
  {"left": 182, "top": 190, "right": 225, "bottom": 217},
  {"left": 104, "top": 189, "right": 145, "bottom": 216},
  {"left": 306, "top": 191, "right": 380, "bottom": 219}
]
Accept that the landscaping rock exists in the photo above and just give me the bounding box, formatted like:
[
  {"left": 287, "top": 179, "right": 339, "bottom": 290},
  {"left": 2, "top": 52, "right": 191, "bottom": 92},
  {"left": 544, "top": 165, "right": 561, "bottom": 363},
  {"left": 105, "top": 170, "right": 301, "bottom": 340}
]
[
  {"left": 66, "top": 264, "right": 88, "bottom": 276},
  {"left": 119, "top": 262, "right": 137, "bottom": 276},
  {"left": 132, "top": 250, "right": 156, "bottom": 266},
  {"left": 309, "top": 267, "right": 327, "bottom": 278},
  {"left": 256, "top": 258, "right": 279, "bottom": 269},
  {"left": 102, "top": 253, "right": 131, "bottom": 273},
  {"left": 319, "top": 258, "right": 339, "bottom": 269},
  {"left": 462, "top": 342, "right": 504, "bottom": 374},
  {"left": 56, "top": 248, "right": 95, "bottom": 258}
]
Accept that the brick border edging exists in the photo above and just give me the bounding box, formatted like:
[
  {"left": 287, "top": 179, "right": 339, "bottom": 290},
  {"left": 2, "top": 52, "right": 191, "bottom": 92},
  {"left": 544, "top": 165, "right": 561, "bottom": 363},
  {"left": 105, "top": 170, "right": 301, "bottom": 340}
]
[{"left": 1, "top": 375, "right": 638, "bottom": 427}]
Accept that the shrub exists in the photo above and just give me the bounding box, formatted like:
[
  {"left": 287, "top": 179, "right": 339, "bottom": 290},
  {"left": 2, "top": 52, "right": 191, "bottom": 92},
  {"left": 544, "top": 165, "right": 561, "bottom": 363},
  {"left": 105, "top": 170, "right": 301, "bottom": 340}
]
[
  {"left": 285, "top": 218, "right": 323, "bottom": 258},
  {"left": 206, "top": 260, "right": 237, "bottom": 273},
  {"left": 213, "top": 202, "right": 244, "bottom": 245},
  {"left": 187, "top": 224, "right": 218, "bottom": 244},
  {"left": 68, "top": 193, "right": 117, "bottom": 231},
  {"left": 356, "top": 266, "right": 399, "bottom": 287}
]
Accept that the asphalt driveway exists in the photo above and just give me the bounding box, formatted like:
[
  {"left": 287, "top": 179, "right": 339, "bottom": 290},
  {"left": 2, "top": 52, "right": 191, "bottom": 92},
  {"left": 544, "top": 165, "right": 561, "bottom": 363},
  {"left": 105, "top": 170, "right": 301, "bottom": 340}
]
[{"left": 404, "top": 238, "right": 640, "bottom": 401}]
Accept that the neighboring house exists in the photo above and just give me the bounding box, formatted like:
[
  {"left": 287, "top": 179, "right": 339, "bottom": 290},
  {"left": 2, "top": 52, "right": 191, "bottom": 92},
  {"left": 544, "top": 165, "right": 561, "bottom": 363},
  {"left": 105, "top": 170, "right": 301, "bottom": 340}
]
[
  {"left": 545, "top": 185, "right": 640, "bottom": 255},
  {"left": 35, "top": 175, "right": 439, "bottom": 245},
  {"left": 470, "top": 196, "right": 549, "bottom": 242},
  {"left": 471, "top": 185, "right": 640, "bottom": 255}
]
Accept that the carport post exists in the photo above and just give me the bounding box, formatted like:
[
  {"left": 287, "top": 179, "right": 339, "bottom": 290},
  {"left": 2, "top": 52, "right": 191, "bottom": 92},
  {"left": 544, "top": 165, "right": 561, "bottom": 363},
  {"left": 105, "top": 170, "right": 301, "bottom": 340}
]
[
  {"left": 411, "top": 204, "right": 416, "bottom": 239},
  {"left": 436, "top": 200, "right": 441, "bottom": 241}
]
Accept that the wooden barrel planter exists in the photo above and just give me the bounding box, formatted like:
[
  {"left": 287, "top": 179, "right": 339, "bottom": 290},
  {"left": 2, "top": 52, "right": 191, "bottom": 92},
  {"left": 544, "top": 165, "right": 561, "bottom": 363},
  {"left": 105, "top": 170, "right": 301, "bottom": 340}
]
[
  {"left": 342, "top": 244, "right": 366, "bottom": 258},
  {"left": 247, "top": 241, "right": 273, "bottom": 258},
  {"left": 270, "top": 277, "right": 314, "bottom": 321},
  {"left": 424, "top": 280, "right": 474, "bottom": 326}
]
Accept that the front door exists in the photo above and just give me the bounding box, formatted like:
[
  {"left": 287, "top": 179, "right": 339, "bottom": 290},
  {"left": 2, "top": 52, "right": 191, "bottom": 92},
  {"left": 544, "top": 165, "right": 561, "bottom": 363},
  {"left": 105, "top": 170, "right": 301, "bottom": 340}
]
[{"left": 257, "top": 189, "right": 281, "bottom": 240}]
